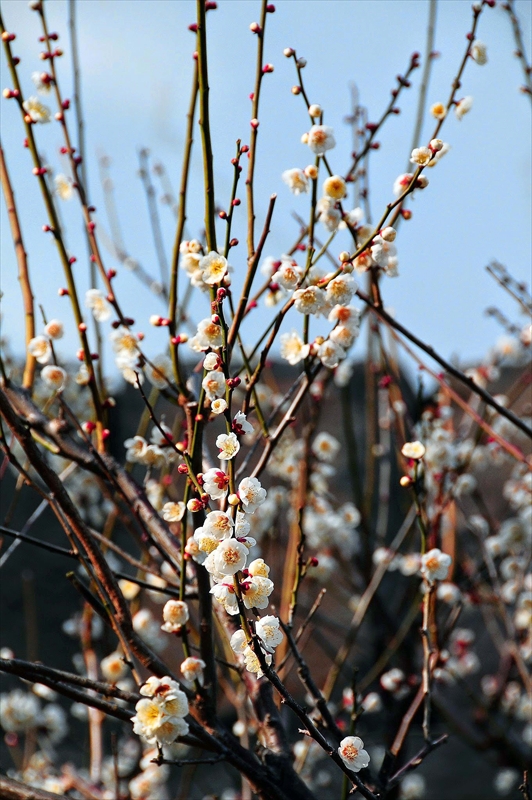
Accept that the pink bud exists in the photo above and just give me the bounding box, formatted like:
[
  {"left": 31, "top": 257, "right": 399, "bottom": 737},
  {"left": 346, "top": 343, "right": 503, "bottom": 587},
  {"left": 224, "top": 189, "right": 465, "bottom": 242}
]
[{"left": 250, "top": 118, "right": 259, "bottom": 129}]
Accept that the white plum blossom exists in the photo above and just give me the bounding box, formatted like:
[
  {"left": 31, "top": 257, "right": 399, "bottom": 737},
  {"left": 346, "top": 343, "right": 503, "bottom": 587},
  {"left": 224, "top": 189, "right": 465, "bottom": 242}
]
[
  {"left": 280, "top": 331, "right": 310, "bottom": 365},
  {"left": 205, "top": 538, "right": 248, "bottom": 576},
  {"left": 41, "top": 365, "right": 67, "bottom": 390},
  {"left": 312, "top": 432, "right": 340, "bottom": 463},
  {"left": 241, "top": 575, "right": 274, "bottom": 609},
  {"left": 161, "top": 502, "right": 185, "bottom": 522},
  {"left": 200, "top": 251, "right": 228, "bottom": 284},
  {"left": 338, "top": 736, "right": 371, "bottom": 772},
  {"left": 210, "top": 582, "right": 239, "bottom": 614},
  {"left": 325, "top": 274, "right": 357, "bottom": 307},
  {"left": 124, "top": 435, "right": 148, "bottom": 463},
  {"left": 455, "top": 96, "right": 473, "bottom": 120},
  {"left": 202, "top": 468, "right": 230, "bottom": 499},
  {"left": 402, "top": 441, "right": 426, "bottom": 460},
  {"left": 410, "top": 146, "right": 432, "bottom": 166},
  {"left": 181, "top": 656, "right": 206, "bottom": 684},
  {"left": 317, "top": 339, "right": 345, "bottom": 368},
  {"left": 323, "top": 174, "right": 346, "bottom": 199},
  {"left": 282, "top": 168, "right": 309, "bottom": 195},
  {"left": 471, "top": 39, "right": 488, "bottom": 65},
  {"left": 22, "top": 96, "right": 51, "bottom": 123},
  {"left": 216, "top": 432, "right": 240, "bottom": 460},
  {"left": 54, "top": 174, "right": 73, "bottom": 200},
  {"left": 307, "top": 124, "right": 336, "bottom": 155},
  {"left": 293, "top": 286, "right": 327, "bottom": 315},
  {"left": 161, "top": 600, "right": 189, "bottom": 633},
  {"left": 202, "top": 370, "right": 226, "bottom": 401},
  {"left": 256, "top": 615, "right": 284, "bottom": 652},
  {"left": 189, "top": 318, "right": 223, "bottom": 351},
  {"left": 43, "top": 319, "right": 64, "bottom": 339},
  {"left": 0, "top": 689, "right": 40, "bottom": 732},
  {"left": 28, "top": 335, "right": 52, "bottom": 364},
  {"left": 132, "top": 677, "right": 189, "bottom": 745},
  {"left": 85, "top": 289, "right": 112, "bottom": 322},
  {"left": 238, "top": 476, "right": 267, "bottom": 513},
  {"left": 421, "top": 548, "right": 452, "bottom": 584},
  {"left": 101, "top": 652, "right": 128, "bottom": 683},
  {"left": 393, "top": 173, "right": 413, "bottom": 197},
  {"left": 272, "top": 258, "right": 302, "bottom": 290},
  {"left": 233, "top": 411, "right": 254, "bottom": 435},
  {"left": 145, "top": 355, "right": 172, "bottom": 389},
  {"left": 203, "top": 510, "right": 234, "bottom": 539},
  {"left": 212, "top": 398, "right": 228, "bottom": 415},
  {"left": 31, "top": 71, "right": 52, "bottom": 95},
  {"left": 317, "top": 196, "right": 342, "bottom": 232},
  {"left": 248, "top": 558, "right": 270, "bottom": 577}
]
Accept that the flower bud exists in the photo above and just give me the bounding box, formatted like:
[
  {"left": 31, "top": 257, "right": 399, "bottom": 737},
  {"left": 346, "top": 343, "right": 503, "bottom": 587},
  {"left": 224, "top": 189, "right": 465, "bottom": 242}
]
[
  {"left": 283, "top": 47, "right": 295, "bottom": 57},
  {"left": 380, "top": 226, "right": 396, "bottom": 242},
  {"left": 249, "top": 22, "right": 261, "bottom": 33},
  {"left": 304, "top": 164, "right": 318, "bottom": 179},
  {"left": 228, "top": 493, "right": 240, "bottom": 506},
  {"left": 429, "top": 138, "right": 444, "bottom": 152},
  {"left": 291, "top": 85, "right": 301, "bottom": 95},
  {"left": 308, "top": 103, "right": 321, "bottom": 117},
  {"left": 339, "top": 251, "right": 351, "bottom": 263}
]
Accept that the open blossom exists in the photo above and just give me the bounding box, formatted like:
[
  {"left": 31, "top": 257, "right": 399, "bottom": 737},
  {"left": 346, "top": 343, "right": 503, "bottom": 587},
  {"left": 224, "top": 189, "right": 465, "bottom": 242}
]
[
  {"left": 216, "top": 432, "right": 240, "bottom": 460},
  {"left": 282, "top": 168, "right": 309, "bottom": 195},
  {"left": 203, "top": 510, "right": 234, "bottom": 539},
  {"left": 272, "top": 259, "right": 302, "bottom": 290},
  {"left": 455, "top": 95, "right": 473, "bottom": 120},
  {"left": 410, "top": 146, "right": 432, "bottom": 166},
  {"left": 317, "top": 196, "right": 341, "bottom": 232},
  {"left": 161, "top": 501, "right": 185, "bottom": 522},
  {"left": 430, "top": 101, "right": 446, "bottom": 119},
  {"left": 238, "top": 476, "right": 267, "bottom": 513},
  {"left": 202, "top": 370, "right": 226, "bottom": 401},
  {"left": 22, "top": 95, "right": 51, "bottom": 123},
  {"left": 402, "top": 441, "right": 426, "bottom": 460},
  {"left": 470, "top": 39, "right": 487, "bottom": 65},
  {"left": 200, "top": 251, "right": 228, "bottom": 284},
  {"left": 205, "top": 538, "right": 248, "bottom": 576},
  {"left": 211, "top": 398, "right": 227, "bottom": 415},
  {"left": 28, "top": 335, "right": 52, "bottom": 364},
  {"left": 329, "top": 304, "right": 360, "bottom": 330},
  {"left": 421, "top": 548, "right": 452, "bottom": 583},
  {"left": 43, "top": 319, "right": 64, "bottom": 339},
  {"left": 41, "top": 365, "right": 67, "bottom": 390},
  {"left": 338, "top": 735, "right": 370, "bottom": 772},
  {"left": 54, "top": 174, "right": 73, "bottom": 200},
  {"left": 181, "top": 656, "right": 206, "bottom": 684},
  {"left": 124, "top": 435, "right": 148, "bottom": 463},
  {"left": 323, "top": 174, "right": 346, "bottom": 199},
  {"left": 330, "top": 324, "right": 357, "bottom": 349},
  {"left": 145, "top": 355, "right": 172, "bottom": 389},
  {"left": 85, "top": 289, "right": 112, "bottom": 322},
  {"left": 280, "top": 331, "right": 310, "bottom": 365},
  {"left": 202, "top": 468, "right": 230, "bottom": 499},
  {"left": 233, "top": 411, "right": 253, "bottom": 435},
  {"left": 312, "top": 432, "right": 340, "bottom": 463},
  {"left": 317, "top": 339, "right": 345, "bottom": 368},
  {"left": 293, "top": 286, "right": 326, "bottom": 315},
  {"left": 248, "top": 558, "right": 270, "bottom": 577},
  {"left": 241, "top": 575, "right": 274, "bottom": 609},
  {"left": 210, "top": 582, "right": 239, "bottom": 614},
  {"left": 132, "top": 677, "right": 189, "bottom": 745},
  {"left": 161, "top": 600, "right": 189, "bottom": 632},
  {"left": 256, "top": 615, "right": 284, "bottom": 652},
  {"left": 307, "top": 124, "right": 336, "bottom": 155},
  {"left": 190, "top": 317, "right": 223, "bottom": 350},
  {"left": 326, "top": 274, "right": 357, "bottom": 307},
  {"left": 101, "top": 651, "right": 128, "bottom": 682},
  {"left": 111, "top": 327, "right": 139, "bottom": 363}
]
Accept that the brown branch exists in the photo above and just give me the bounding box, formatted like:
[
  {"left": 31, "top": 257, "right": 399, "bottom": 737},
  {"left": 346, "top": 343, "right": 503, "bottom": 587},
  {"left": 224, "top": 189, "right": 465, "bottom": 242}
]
[
  {"left": 0, "top": 776, "right": 68, "bottom": 800},
  {"left": 0, "top": 143, "right": 35, "bottom": 389}
]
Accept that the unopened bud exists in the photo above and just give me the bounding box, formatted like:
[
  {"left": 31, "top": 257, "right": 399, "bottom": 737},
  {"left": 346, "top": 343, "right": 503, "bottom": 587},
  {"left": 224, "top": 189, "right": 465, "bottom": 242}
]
[
  {"left": 250, "top": 118, "right": 259, "bottom": 129},
  {"left": 308, "top": 103, "right": 321, "bottom": 117},
  {"left": 262, "top": 63, "right": 274, "bottom": 73},
  {"left": 187, "top": 498, "right": 203, "bottom": 512},
  {"left": 429, "top": 138, "right": 444, "bottom": 152},
  {"left": 228, "top": 493, "right": 240, "bottom": 506},
  {"left": 400, "top": 475, "right": 413, "bottom": 488},
  {"left": 339, "top": 251, "right": 351, "bottom": 263},
  {"left": 380, "top": 226, "right": 396, "bottom": 242},
  {"left": 283, "top": 47, "right": 295, "bottom": 57},
  {"left": 304, "top": 164, "right": 318, "bottom": 179},
  {"left": 249, "top": 21, "right": 261, "bottom": 33},
  {"left": 150, "top": 315, "right": 163, "bottom": 326},
  {"left": 292, "top": 85, "right": 301, "bottom": 95}
]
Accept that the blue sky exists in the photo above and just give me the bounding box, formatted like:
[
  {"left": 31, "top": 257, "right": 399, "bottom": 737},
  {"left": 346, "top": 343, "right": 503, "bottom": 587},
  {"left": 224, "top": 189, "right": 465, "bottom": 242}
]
[{"left": 1, "top": 0, "right": 531, "bottom": 376}]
